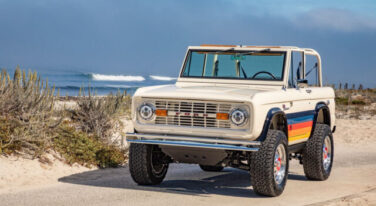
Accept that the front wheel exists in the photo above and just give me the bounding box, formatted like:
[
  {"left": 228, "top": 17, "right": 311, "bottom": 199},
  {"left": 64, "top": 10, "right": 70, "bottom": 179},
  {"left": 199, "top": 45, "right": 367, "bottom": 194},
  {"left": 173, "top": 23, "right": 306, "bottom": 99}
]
[
  {"left": 129, "top": 144, "right": 169, "bottom": 185},
  {"left": 250, "top": 130, "right": 289, "bottom": 197}
]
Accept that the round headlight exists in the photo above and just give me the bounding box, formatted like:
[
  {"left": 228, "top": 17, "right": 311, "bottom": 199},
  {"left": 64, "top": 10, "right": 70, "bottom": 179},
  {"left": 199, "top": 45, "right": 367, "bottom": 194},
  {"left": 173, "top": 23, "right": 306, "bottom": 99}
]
[
  {"left": 139, "top": 103, "right": 155, "bottom": 120},
  {"left": 230, "top": 109, "right": 248, "bottom": 126}
]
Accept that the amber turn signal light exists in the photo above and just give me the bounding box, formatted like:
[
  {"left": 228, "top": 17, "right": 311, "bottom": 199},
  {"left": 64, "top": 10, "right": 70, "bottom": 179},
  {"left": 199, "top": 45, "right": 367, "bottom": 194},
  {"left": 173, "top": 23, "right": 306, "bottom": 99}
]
[
  {"left": 216, "top": 113, "right": 229, "bottom": 120},
  {"left": 155, "top": 109, "right": 167, "bottom": 116}
]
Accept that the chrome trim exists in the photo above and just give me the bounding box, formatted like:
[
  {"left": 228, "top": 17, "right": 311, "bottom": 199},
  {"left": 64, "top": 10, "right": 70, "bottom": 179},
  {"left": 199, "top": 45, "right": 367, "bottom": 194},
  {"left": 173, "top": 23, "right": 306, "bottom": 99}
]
[
  {"left": 126, "top": 133, "right": 260, "bottom": 152},
  {"left": 128, "top": 140, "right": 258, "bottom": 152},
  {"left": 126, "top": 133, "right": 260, "bottom": 146},
  {"left": 274, "top": 143, "right": 287, "bottom": 185}
]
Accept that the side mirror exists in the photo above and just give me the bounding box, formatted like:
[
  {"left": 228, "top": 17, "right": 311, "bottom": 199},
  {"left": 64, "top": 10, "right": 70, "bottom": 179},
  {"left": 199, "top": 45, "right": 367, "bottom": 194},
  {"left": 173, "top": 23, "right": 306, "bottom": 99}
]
[{"left": 297, "top": 79, "right": 308, "bottom": 88}]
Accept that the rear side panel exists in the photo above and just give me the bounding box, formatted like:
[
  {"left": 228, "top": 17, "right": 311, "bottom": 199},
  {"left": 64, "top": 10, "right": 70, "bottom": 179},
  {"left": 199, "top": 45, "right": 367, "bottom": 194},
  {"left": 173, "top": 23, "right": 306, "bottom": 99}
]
[{"left": 286, "top": 111, "right": 314, "bottom": 143}]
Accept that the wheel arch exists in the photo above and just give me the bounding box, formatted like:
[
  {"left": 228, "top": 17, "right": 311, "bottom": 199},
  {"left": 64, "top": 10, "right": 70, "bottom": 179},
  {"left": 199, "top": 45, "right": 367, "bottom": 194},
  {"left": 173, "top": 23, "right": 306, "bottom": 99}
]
[
  {"left": 312, "top": 102, "right": 331, "bottom": 133},
  {"left": 257, "top": 108, "right": 288, "bottom": 142}
]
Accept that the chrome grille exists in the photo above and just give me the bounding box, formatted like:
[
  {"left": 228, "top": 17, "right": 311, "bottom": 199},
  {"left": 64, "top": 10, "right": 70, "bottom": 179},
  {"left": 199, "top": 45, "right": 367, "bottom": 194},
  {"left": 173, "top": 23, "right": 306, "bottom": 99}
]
[{"left": 154, "top": 100, "right": 232, "bottom": 128}]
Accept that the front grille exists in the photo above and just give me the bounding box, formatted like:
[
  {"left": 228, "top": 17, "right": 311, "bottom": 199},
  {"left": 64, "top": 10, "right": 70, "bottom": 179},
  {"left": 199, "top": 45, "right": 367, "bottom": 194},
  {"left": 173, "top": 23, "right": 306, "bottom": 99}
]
[{"left": 154, "top": 100, "right": 232, "bottom": 128}]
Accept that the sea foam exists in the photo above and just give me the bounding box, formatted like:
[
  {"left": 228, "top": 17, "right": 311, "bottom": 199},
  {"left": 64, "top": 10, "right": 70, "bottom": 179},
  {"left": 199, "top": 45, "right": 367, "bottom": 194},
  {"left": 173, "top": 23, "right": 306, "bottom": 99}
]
[
  {"left": 104, "top": 84, "right": 136, "bottom": 88},
  {"left": 91, "top": 73, "right": 145, "bottom": 81}
]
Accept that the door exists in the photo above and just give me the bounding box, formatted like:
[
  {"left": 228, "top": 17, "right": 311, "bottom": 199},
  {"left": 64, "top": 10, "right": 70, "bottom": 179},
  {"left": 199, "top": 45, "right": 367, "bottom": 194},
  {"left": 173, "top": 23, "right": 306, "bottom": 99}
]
[{"left": 285, "top": 51, "right": 314, "bottom": 144}]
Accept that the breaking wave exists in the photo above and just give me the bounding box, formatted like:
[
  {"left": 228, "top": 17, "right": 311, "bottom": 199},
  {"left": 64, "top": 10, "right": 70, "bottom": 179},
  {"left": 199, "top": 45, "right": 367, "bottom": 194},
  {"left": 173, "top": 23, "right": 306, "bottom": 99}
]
[
  {"left": 90, "top": 73, "right": 145, "bottom": 81},
  {"left": 104, "top": 84, "right": 136, "bottom": 88}
]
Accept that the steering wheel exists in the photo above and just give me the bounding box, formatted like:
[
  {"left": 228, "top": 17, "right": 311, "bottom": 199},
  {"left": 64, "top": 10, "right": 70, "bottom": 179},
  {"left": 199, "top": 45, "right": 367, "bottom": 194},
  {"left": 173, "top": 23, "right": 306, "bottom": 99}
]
[{"left": 251, "top": 71, "right": 277, "bottom": 80}]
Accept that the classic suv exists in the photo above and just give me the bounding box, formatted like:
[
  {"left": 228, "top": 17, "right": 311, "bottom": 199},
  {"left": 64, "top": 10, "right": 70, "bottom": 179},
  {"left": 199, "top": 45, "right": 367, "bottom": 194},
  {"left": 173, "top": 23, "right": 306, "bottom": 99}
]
[{"left": 126, "top": 45, "right": 335, "bottom": 197}]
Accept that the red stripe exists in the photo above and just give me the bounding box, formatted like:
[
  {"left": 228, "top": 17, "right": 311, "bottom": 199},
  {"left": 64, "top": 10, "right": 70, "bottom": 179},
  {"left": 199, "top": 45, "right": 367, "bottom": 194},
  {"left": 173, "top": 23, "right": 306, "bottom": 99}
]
[{"left": 288, "top": 121, "right": 313, "bottom": 131}]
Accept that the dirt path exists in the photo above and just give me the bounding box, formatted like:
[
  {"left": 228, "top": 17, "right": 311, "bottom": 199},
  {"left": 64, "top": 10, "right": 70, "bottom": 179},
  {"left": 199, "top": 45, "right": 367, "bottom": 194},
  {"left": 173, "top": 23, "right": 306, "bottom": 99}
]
[{"left": 0, "top": 119, "right": 375, "bottom": 206}]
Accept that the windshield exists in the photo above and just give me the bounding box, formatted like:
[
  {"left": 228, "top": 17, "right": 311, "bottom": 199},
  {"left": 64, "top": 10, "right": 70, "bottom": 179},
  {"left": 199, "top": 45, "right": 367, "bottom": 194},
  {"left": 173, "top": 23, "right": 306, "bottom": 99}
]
[{"left": 181, "top": 50, "right": 286, "bottom": 81}]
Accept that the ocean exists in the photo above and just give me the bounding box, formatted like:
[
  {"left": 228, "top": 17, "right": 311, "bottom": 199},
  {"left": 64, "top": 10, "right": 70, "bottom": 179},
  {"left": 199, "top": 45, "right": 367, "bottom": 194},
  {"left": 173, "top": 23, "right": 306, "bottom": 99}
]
[{"left": 4, "top": 68, "right": 177, "bottom": 96}]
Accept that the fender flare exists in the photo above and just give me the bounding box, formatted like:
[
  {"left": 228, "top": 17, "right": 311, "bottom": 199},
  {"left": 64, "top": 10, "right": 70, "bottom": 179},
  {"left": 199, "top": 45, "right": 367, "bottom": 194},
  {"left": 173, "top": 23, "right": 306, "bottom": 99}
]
[
  {"left": 311, "top": 102, "right": 331, "bottom": 136},
  {"left": 256, "top": 107, "right": 288, "bottom": 142}
]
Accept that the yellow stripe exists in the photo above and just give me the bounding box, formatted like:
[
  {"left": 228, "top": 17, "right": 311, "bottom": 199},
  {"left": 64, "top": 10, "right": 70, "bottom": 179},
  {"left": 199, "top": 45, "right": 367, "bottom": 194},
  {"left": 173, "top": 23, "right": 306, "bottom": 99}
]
[
  {"left": 289, "top": 132, "right": 311, "bottom": 142},
  {"left": 288, "top": 127, "right": 312, "bottom": 137}
]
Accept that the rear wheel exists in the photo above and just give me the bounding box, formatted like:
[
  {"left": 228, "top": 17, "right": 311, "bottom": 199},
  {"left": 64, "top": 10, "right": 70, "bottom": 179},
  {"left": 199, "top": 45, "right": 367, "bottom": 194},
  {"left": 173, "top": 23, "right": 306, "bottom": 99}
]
[
  {"left": 250, "top": 130, "right": 289, "bottom": 197},
  {"left": 129, "top": 144, "right": 169, "bottom": 185},
  {"left": 303, "top": 124, "right": 334, "bottom": 180},
  {"left": 199, "top": 165, "right": 224, "bottom": 172}
]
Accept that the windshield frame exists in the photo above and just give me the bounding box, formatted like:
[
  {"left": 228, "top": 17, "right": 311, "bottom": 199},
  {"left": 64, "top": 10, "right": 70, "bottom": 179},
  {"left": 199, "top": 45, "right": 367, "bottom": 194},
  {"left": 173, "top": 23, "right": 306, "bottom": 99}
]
[{"left": 179, "top": 49, "right": 287, "bottom": 83}]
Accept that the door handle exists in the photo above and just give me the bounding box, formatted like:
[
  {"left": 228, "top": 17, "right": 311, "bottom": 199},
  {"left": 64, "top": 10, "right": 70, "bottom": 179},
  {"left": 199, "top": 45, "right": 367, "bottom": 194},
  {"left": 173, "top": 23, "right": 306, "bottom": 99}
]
[
  {"left": 283, "top": 102, "right": 293, "bottom": 110},
  {"left": 306, "top": 89, "right": 312, "bottom": 93}
]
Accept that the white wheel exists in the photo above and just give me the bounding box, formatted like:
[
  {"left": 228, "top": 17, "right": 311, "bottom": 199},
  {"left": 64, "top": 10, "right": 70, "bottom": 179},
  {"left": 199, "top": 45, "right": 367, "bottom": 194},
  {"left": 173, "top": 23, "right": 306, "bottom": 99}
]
[
  {"left": 323, "top": 135, "right": 332, "bottom": 172},
  {"left": 274, "top": 144, "right": 287, "bottom": 185}
]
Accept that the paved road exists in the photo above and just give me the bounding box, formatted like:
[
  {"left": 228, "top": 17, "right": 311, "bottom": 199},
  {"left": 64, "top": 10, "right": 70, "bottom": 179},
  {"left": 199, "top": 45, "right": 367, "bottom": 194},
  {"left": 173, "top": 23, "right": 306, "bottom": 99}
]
[{"left": 1, "top": 144, "right": 376, "bottom": 206}]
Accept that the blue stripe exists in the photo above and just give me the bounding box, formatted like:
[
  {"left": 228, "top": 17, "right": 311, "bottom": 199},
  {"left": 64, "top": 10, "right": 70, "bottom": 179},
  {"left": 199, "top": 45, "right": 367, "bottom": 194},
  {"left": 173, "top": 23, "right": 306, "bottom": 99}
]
[
  {"left": 286, "top": 110, "right": 315, "bottom": 119},
  {"left": 287, "top": 115, "right": 314, "bottom": 125}
]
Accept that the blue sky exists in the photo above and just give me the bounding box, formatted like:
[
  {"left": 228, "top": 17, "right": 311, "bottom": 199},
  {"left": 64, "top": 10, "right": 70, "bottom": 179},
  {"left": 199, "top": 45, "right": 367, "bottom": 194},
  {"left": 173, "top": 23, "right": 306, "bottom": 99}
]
[{"left": 0, "top": 0, "right": 375, "bottom": 87}]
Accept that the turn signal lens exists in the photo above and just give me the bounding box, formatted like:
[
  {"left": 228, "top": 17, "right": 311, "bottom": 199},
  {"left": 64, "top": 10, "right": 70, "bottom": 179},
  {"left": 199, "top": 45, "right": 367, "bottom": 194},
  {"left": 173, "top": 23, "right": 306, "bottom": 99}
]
[
  {"left": 155, "top": 109, "right": 167, "bottom": 116},
  {"left": 216, "top": 113, "right": 229, "bottom": 120}
]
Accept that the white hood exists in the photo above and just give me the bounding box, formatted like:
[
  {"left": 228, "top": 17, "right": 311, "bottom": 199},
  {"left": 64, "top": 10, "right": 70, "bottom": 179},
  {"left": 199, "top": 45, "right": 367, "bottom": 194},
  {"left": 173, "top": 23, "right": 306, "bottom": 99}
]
[{"left": 134, "top": 84, "right": 277, "bottom": 102}]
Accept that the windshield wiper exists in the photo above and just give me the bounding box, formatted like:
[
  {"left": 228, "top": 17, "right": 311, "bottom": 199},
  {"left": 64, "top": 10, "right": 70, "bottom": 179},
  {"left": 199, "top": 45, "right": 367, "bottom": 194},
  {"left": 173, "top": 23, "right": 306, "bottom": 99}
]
[{"left": 240, "top": 64, "right": 247, "bottom": 78}]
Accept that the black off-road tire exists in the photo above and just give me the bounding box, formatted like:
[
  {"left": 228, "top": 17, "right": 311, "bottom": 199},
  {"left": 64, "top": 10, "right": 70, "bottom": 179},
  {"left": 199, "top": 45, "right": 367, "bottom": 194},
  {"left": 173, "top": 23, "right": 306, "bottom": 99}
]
[
  {"left": 303, "top": 124, "right": 334, "bottom": 180},
  {"left": 250, "top": 130, "right": 289, "bottom": 197},
  {"left": 199, "top": 165, "right": 224, "bottom": 172},
  {"left": 129, "top": 143, "right": 169, "bottom": 185}
]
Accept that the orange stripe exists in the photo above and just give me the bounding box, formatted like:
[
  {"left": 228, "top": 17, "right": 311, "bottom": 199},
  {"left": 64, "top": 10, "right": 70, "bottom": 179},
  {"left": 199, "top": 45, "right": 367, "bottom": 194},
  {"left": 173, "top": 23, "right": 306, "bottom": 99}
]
[
  {"left": 288, "top": 127, "right": 312, "bottom": 138},
  {"left": 288, "top": 121, "right": 313, "bottom": 131}
]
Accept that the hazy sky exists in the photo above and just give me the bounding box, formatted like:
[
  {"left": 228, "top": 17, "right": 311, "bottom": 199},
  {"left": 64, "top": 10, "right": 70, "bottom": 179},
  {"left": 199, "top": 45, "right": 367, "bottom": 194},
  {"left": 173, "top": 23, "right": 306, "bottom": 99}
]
[{"left": 0, "top": 0, "right": 375, "bottom": 87}]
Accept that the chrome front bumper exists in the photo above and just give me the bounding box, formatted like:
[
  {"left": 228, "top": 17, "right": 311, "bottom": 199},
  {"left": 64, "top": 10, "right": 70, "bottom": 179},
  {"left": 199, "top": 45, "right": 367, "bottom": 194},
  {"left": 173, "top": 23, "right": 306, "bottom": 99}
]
[{"left": 126, "top": 133, "right": 260, "bottom": 152}]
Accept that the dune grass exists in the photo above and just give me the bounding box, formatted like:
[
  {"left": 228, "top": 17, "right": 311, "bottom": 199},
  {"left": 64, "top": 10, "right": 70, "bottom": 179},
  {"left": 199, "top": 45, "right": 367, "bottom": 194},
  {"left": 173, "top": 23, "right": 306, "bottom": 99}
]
[{"left": 0, "top": 67, "right": 130, "bottom": 168}]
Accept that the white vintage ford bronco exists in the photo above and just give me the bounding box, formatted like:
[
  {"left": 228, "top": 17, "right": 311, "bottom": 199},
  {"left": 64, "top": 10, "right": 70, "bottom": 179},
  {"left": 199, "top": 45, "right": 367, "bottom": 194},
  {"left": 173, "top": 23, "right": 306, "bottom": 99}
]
[{"left": 126, "top": 45, "right": 335, "bottom": 196}]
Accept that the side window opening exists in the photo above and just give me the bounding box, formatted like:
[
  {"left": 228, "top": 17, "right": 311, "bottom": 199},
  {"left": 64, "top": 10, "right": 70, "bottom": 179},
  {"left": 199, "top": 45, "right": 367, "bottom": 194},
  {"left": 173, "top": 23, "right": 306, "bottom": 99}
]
[
  {"left": 305, "top": 55, "right": 319, "bottom": 87},
  {"left": 289, "top": 51, "right": 304, "bottom": 88}
]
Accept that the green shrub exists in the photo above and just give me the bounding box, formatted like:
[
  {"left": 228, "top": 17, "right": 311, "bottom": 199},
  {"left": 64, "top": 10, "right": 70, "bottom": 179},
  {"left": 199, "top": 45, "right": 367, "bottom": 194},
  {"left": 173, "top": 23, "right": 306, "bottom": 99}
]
[
  {"left": 335, "top": 97, "right": 349, "bottom": 105},
  {"left": 54, "top": 124, "right": 126, "bottom": 168},
  {"left": 96, "top": 145, "right": 127, "bottom": 168},
  {"left": 0, "top": 67, "right": 61, "bottom": 157},
  {"left": 0, "top": 117, "right": 14, "bottom": 154},
  {"left": 351, "top": 100, "right": 366, "bottom": 105},
  {"left": 0, "top": 67, "right": 128, "bottom": 167},
  {"left": 67, "top": 89, "right": 131, "bottom": 143}
]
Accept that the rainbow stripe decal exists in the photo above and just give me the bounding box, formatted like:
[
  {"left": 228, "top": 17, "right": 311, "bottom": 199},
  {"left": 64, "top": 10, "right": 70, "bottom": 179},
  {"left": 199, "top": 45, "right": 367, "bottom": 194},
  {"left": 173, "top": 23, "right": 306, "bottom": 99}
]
[{"left": 287, "top": 112, "right": 314, "bottom": 142}]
